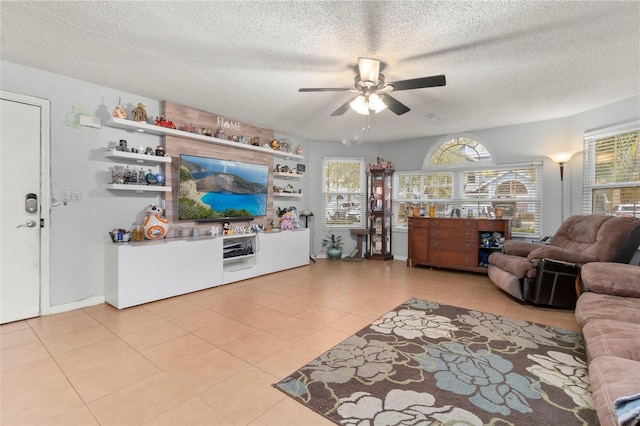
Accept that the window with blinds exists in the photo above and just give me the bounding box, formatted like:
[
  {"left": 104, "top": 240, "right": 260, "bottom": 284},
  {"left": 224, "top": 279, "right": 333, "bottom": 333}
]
[
  {"left": 394, "top": 163, "right": 543, "bottom": 238},
  {"left": 583, "top": 121, "right": 640, "bottom": 217},
  {"left": 322, "top": 157, "right": 366, "bottom": 228}
]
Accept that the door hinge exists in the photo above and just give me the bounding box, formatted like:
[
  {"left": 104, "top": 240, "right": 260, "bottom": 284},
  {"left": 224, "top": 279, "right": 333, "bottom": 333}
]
[{"left": 40, "top": 218, "right": 44, "bottom": 228}]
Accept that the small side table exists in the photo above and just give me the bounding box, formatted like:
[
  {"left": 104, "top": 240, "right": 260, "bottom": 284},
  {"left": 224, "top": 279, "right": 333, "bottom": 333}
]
[{"left": 343, "top": 228, "right": 368, "bottom": 262}]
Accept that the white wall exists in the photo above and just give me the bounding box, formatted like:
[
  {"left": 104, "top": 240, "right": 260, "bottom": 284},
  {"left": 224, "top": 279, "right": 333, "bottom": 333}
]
[
  {"left": 308, "top": 96, "right": 640, "bottom": 260},
  {"left": 2, "top": 59, "right": 638, "bottom": 309},
  {"left": 2, "top": 61, "right": 163, "bottom": 308}
]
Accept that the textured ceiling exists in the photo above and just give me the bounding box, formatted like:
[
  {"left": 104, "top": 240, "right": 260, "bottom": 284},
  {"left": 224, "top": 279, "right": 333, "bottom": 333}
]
[{"left": 1, "top": 1, "right": 639, "bottom": 144}]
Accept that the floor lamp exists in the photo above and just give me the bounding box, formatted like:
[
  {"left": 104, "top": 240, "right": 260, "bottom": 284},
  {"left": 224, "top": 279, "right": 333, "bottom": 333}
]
[
  {"left": 299, "top": 211, "right": 316, "bottom": 263},
  {"left": 546, "top": 151, "right": 577, "bottom": 221}
]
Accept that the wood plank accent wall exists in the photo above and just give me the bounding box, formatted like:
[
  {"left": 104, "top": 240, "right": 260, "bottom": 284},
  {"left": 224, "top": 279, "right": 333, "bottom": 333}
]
[
  {"left": 163, "top": 101, "right": 274, "bottom": 145},
  {"left": 161, "top": 102, "right": 276, "bottom": 229}
]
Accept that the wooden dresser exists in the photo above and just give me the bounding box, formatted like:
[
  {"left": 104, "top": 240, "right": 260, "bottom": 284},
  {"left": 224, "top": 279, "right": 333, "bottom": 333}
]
[{"left": 407, "top": 217, "right": 510, "bottom": 273}]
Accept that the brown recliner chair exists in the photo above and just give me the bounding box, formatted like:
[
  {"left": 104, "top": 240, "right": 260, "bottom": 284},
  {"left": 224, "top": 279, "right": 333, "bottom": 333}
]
[{"left": 487, "top": 215, "right": 640, "bottom": 307}]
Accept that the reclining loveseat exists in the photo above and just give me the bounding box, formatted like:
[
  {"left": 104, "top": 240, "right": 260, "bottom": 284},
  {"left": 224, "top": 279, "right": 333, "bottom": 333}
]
[{"left": 487, "top": 215, "right": 640, "bottom": 307}]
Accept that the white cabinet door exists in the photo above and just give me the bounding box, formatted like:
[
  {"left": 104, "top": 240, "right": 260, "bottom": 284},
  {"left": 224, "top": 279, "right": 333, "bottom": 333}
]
[
  {"left": 177, "top": 238, "right": 223, "bottom": 294},
  {"left": 105, "top": 243, "right": 178, "bottom": 308},
  {"left": 257, "top": 229, "right": 309, "bottom": 275}
]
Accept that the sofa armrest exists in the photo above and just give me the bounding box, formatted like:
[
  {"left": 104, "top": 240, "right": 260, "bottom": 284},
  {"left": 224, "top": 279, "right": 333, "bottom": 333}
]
[
  {"left": 502, "top": 240, "right": 542, "bottom": 257},
  {"left": 527, "top": 245, "right": 599, "bottom": 265},
  {"left": 581, "top": 262, "right": 640, "bottom": 298}
]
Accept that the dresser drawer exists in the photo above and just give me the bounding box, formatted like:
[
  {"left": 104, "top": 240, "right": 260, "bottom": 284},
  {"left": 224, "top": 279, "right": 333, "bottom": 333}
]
[
  {"left": 430, "top": 219, "right": 477, "bottom": 229},
  {"left": 477, "top": 219, "right": 506, "bottom": 232},
  {"left": 429, "top": 239, "right": 475, "bottom": 252},
  {"left": 429, "top": 228, "right": 475, "bottom": 240},
  {"left": 428, "top": 251, "right": 477, "bottom": 268}
]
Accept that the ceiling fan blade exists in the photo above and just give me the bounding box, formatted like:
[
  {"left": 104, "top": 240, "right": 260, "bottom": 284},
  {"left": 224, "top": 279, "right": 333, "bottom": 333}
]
[
  {"left": 330, "top": 97, "right": 356, "bottom": 116},
  {"left": 389, "top": 75, "right": 446, "bottom": 91},
  {"left": 299, "top": 87, "right": 351, "bottom": 92},
  {"left": 381, "top": 94, "right": 411, "bottom": 115},
  {"left": 358, "top": 58, "right": 380, "bottom": 84}
]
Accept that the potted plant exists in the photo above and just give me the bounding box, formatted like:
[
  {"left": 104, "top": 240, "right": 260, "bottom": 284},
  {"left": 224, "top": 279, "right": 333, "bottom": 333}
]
[{"left": 322, "top": 233, "right": 343, "bottom": 260}]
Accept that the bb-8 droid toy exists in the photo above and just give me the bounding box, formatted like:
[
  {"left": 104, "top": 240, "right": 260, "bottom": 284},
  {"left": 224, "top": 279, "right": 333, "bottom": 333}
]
[{"left": 143, "top": 205, "right": 169, "bottom": 239}]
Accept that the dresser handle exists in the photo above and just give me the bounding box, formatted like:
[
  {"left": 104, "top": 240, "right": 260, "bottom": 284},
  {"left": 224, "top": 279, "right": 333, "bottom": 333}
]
[
  {"left": 464, "top": 232, "right": 471, "bottom": 238},
  {"left": 434, "top": 241, "right": 440, "bottom": 246},
  {"left": 435, "top": 231, "right": 440, "bottom": 236},
  {"left": 464, "top": 244, "right": 470, "bottom": 249},
  {"left": 434, "top": 254, "right": 440, "bottom": 259}
]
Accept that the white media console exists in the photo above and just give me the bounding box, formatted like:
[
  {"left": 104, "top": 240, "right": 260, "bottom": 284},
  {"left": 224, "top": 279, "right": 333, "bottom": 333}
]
[{"left": 105, "top": 229, "right": 309, "bottom": 308}]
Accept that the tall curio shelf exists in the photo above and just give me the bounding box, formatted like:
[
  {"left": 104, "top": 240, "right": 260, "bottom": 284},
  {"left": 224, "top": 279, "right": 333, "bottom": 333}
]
[{"left": 366, "top": 168, "right": 394, "bottom": 260}]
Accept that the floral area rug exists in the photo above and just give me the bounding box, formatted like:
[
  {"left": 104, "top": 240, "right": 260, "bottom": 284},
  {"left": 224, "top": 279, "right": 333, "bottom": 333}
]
[{"left": 274, "top": 298, "right": 597, "bottom": 425}]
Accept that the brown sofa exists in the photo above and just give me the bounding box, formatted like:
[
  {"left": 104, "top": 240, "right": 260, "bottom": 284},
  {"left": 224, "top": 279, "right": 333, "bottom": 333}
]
[
  {"left": 576, "top": 262, "right": 640, "bottom": 426},
  {"left": 488, "top": 215, "right": 640, "bottom": 307}
]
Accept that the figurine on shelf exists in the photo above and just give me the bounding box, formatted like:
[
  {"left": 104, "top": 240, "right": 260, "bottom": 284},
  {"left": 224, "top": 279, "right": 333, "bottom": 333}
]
[
  {"left": 112, "top": 104, "right": 127, "bottom": 119},
  {"left": 270, "top": 139, "right": 279, "bottom": 150},
  {"left": 132, "top": 103, "right": 148, "bottom": 122},
  {"left": 154, "top": 116, "right": 176, "bottom": 129},
  {"left": 223, "top": 221, "right": 231, "bottom": 235},
  {"left": 280, "top": 210, "right": 294, "bottom": 230},
  {"left": 214, "top": 127, "right": 227, "bottom": 140},
  {"left": 142, "top": 205, "right": 169, "bottom": 240},
  {"left": 369, "top": 156, "right": 392, "bottom": 170},
  {"left": 295, "top": 145, "right": 303, "bottom": 155}
]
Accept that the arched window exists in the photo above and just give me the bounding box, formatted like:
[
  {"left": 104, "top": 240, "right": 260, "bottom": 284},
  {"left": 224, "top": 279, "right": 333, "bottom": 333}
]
[
  {"left": 427, "top": 137, "right": 491, "bottom": 166},
  {"left": 394, "top": 135, "right": 543, "bottom": 238}
]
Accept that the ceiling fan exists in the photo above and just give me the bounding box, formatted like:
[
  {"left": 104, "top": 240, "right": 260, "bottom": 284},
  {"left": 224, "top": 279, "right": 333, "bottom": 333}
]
[{"left": 298, "top": 58, "right": 446, "bottom": 116}]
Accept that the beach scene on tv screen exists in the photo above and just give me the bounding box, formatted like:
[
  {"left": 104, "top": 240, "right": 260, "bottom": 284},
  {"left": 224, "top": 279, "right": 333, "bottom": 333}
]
[{"left": 179, "top": 154, "right": 268, "bottom": 220}]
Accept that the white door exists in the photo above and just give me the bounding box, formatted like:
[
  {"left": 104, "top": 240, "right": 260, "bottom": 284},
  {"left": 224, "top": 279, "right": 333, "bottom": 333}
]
[{"left": 0, "top": 91, "right": 50, "bottom": 324}]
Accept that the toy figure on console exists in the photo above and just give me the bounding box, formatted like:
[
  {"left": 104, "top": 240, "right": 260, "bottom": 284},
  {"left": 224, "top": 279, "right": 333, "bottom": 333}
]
[
  {"left": 280, "top": 210, "right": 294, "bottom": 230},
  {"left": 223, "top": 221, "right": 231, "bottom": 235},
  {"left": 142, "top": 205, "right": 169, "bottom": 240}
]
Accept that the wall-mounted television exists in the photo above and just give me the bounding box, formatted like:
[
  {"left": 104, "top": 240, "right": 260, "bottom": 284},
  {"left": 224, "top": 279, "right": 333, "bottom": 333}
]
[{"left": 178, "top": 154, "right": 268, "bottom": 221}]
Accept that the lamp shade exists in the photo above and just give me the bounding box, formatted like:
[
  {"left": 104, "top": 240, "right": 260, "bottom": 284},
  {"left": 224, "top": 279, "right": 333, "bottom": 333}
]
[
  {"left": 368, "top": 94, "right": 387, "bottom": 113},
  {"left": 546, "top": 151, "right": 577, "bottom": 164},
  {"left": 350, "top": 95, "right": 369, "bottom": 115},
  {"left": 350, "top": 94, "right": 388, "bottom": 115}
]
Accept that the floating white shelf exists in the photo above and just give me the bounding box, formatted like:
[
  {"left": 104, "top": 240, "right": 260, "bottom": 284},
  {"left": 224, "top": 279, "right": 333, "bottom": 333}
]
[
  {"left": 106, "top": 150, "right": 172, "bottom": 164},
  {"left": 273, "top": 193, "right": 303, "bottom": 198},
  {"left": 273, "top": 172, "right": 303, "bottom": 179},
  {"left": 106, "top": 117, "right": 303, "bottom": 160},
  {"left": 106, "top": 184, "right": 172, "bottom": 192}
]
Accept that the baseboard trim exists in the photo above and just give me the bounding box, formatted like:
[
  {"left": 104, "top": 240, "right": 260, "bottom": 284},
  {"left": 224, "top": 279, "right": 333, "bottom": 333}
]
[{"left": 49, "top": 296, "right": 105, "bottom": 315}]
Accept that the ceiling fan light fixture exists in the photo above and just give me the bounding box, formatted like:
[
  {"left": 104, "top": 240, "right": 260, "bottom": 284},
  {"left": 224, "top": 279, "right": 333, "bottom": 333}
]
[
  {"left": 368, "top": 93, "right": 387, "bottom": 113},
  {"left": 358, "top": 58, "right": 380, "bottom": 85},
  {"left": 350, "top": 95, "right": 370, "bottom": 115}
]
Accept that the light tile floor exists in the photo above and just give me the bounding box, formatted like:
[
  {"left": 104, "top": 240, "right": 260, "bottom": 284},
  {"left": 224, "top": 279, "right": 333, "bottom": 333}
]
[{"left": 1, "top": 260, "right": 580, "bottom": 425}]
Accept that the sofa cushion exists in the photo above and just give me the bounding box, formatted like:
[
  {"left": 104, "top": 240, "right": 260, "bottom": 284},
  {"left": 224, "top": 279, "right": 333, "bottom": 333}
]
[
  {"left": 581, "top": 262, "right": 640, "bottom": 298},
  {"left": 526, "top": 245, "right": 598, "bottom": 265},
  {"left": 582, "top": 319, "right": 640, "bottom": 362},
  {"left": 502, "top": 240, "right": 541, "bottom": 257},
  {"left": 589, "top": 357, "right": 640, "bottom": 426},
  {"left": 488, "top": 252, "right": 537, "bottom": 279},
  {"left": 552, "top": 215, "right": 640, "bottom": 262},
  {"left": 575, "top": 292, "right": 640, "bottom": 327}
]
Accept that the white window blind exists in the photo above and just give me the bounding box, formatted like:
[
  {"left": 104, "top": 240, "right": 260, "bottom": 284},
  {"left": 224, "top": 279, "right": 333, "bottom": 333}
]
[
  {"left": 583, "top": 121, "right": 640, "bottom": 217},
  {"left": 322, "top": 157, "right": 366, "bottom": 228},
  {"left": 394, "top": 163, "right": 543, "bottom": 238}
]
